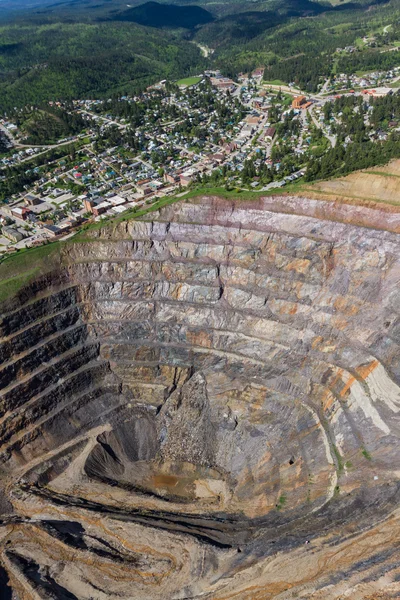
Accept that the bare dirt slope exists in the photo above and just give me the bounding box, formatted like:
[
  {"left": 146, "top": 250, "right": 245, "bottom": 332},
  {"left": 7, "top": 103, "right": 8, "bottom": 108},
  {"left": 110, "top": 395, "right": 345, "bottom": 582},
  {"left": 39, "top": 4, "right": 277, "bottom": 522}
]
[{"left": 303, "top": 159, "right": 400, "bottom": 208}]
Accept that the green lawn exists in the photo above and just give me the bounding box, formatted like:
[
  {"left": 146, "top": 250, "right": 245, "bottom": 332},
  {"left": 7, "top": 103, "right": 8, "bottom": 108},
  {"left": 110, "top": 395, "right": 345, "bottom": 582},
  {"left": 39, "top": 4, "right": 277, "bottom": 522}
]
[
  {"left": 0, "top": 243, "right": 61, "bottom": 303},
  {"left": 263, "top": 80, "right": 287, "bottom": 87},
  {"left": 0, "top": 269, "right": 39, "bottom": 304},
  {"left": 176, "top": 76, "right": 202, "bottom": 87}
]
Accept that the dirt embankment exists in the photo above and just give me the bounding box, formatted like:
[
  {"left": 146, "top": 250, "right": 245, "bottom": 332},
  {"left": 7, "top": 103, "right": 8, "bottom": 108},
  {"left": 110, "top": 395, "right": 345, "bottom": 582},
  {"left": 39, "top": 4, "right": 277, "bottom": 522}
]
[{"left": 302, "top": 159, "right": 400, "bottom": 209}]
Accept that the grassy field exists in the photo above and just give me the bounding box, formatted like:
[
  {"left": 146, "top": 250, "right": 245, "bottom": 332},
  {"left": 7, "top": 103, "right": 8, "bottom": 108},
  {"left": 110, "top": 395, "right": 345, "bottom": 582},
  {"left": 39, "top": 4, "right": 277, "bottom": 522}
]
[
  {"left": 263, "top": 80, "right": 287, "bottom": 86},
  {"left": 176, "top": 76, "right": 202, "bottom": 87},
  {"left": 0, "top": 243, "right": 61, "bottom": 303}
]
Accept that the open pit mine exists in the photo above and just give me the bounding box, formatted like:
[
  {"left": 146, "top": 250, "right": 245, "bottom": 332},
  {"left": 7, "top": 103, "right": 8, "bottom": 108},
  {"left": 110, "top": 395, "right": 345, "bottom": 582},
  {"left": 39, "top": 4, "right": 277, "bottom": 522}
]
[{"left": 1, "top": 195, "right": 400, "bottom": 600}]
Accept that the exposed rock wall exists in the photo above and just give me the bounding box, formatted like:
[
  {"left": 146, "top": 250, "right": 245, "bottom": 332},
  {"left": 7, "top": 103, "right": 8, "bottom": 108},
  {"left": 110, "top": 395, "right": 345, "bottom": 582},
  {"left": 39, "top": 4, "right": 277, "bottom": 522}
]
[
  {"left": 1, "top": 195, "right": 400, "bottom": 599},
  {"left": 0, "top": 285, "right": 123, "bottom": 469}
]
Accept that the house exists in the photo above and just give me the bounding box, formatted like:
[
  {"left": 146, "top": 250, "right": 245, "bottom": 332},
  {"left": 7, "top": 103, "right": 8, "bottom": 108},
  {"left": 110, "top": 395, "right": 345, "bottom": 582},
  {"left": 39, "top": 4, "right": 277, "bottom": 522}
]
[
  {"left": 210, "top": 77, "right": 236, "bottom": 91},
  {"left": 3, "top": 227, "right": 24, "bottom": 243},
  {"left": 265, "top": 127, "right": 276, "bottom": 141},
  {"left": 246, "top": 116, "right": 261, "bottom": 125},
  {"left": 108, "top": 195, "right": 126, "bottom": 206},
  {"left": 292, "top": 96, "right": 307, "bottom": 109},
  {"left": 11, "top": 206, "right": 29, "bottom": 221},
  {"left": 211, "top": 153, "right": 225, "bottom": 164},
  {"left": 24, "top": 193, "right": 41, "bottom": 206},
  {"left": 57, "top": 220, "right": 73, "bottom": 233},
  {"left": 180, "top": 173, "right": 193, "bottom": 187},
  {"left": 164, "top": 173, "right": 179, "bottom": 185},
  {"left": 223, "top": 142, "right": 237, "bottom": 154},
  {"left": 84, "top": 199, "right": 95, "bottom": 213},
  {"left": 110, "top": 205, "right": 129, "bottom": 215},
  {"left": 43, "top": 224, "right": 61, "bottom": 237},
  {"left": 252, "top": 98, "right": 265, "bottom": 109},
  {"left": 149, "top": 180, "right": 164, "bottom": 191},
  {"left": 252, "top": 68, "right": 265, "bottom": 79},
  {"left": 92, "top": 201, "right": 111, "bottom": 216},
  {"left": 136, "top": 186, "right": 153, "bottom": 197},
  {"left": 51, "top": 188, "right": 65, "bottom": 198}
]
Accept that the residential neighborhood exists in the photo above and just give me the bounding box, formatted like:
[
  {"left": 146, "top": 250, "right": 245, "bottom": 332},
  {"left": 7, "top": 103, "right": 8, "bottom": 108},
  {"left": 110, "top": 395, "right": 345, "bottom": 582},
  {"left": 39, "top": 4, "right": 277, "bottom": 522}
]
[{"left": 0, "top": 67, "right": 398, "bottom": 255}]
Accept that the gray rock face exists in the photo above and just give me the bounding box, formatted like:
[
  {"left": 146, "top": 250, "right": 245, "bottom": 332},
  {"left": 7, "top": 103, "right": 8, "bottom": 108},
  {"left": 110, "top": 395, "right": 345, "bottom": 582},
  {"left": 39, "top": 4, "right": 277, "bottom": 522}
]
[
  {"left": 1, "top": 195, "right": 400, "bottom": 599},
  {"left": 158, "top": 372, "right": 215, "bottom": 467}
]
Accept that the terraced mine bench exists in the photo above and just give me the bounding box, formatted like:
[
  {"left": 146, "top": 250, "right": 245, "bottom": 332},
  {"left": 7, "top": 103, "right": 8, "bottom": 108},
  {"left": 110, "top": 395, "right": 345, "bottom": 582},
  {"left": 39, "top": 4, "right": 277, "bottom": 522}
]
[{"left": 1, "top": 195, "right": 400, "bottom": 599}]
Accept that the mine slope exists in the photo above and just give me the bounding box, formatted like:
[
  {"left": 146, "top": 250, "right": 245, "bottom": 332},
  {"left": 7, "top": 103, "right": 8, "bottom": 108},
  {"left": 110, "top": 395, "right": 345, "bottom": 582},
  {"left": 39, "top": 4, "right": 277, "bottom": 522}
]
[{"left": 0, "top": 195, "right": 400, "bottom": 599}]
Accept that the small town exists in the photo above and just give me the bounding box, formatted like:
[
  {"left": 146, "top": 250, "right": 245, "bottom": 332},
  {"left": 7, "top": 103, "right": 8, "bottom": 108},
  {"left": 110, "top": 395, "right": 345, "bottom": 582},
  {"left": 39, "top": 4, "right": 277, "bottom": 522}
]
[{"left": 0, "top": 66, "right": 398, "bottom": 255}]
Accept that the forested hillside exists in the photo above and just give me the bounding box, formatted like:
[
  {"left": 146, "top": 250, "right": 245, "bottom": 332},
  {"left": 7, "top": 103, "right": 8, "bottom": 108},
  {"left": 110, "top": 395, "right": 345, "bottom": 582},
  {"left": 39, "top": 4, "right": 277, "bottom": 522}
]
[
  {"left": 212, "top": 0, "right": 400, "bottom": 89},
  {"left": 115, "top": 2, "right": 214, "bottom": 28},
  {"left": 1, "top": 0, "right": 400, "bottom": 109},
  {"left": 8, "top": 104, "right": 89, "bottom": 144},
  {"left": 0, "top": 22, "right": 205, "bottom": 111}
]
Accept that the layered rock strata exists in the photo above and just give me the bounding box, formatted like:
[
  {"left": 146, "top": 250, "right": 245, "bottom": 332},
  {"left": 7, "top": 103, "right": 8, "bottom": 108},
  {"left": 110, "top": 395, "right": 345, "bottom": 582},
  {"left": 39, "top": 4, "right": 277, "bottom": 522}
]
[{"left": 1, "top": 195, "right": 400, "bottom": 599}]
